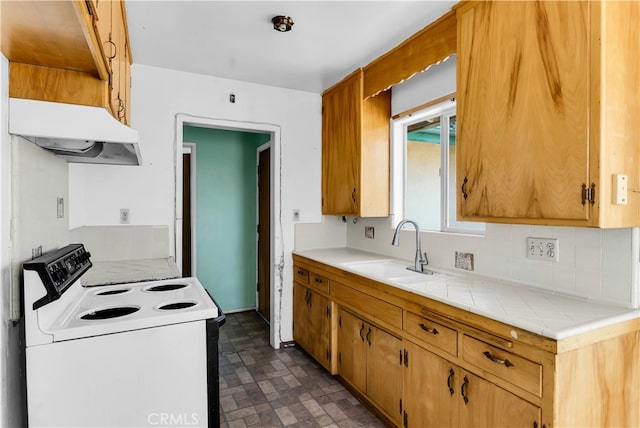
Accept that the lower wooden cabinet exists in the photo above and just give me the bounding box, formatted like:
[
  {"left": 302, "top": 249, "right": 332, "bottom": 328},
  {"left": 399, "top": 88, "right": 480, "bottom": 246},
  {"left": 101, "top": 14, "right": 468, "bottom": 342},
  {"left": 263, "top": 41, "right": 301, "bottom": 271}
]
[
  {"left": 337, "top": 308, "right": 403, "bottom": 425},
  {"left": 292, "top": 282, "right": 331, "bottom": 370},
  {"left": 403, "top": 341, "right": 541, "bottom": 428}
]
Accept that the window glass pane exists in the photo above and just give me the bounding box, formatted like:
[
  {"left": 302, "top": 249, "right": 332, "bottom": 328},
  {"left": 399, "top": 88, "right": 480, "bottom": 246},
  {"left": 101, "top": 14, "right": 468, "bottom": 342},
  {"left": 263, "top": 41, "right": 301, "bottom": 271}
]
[{"left": 405, "top": 117, "right": 441, "bottom": 231}]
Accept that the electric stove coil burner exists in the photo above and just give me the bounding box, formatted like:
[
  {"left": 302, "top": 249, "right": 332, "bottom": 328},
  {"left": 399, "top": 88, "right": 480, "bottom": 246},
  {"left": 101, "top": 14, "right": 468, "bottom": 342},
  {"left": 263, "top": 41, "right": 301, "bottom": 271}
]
[
  {"left": 79, "top": 306, "right": 140, "bottom": 320},
  {"left": 143, "top": 283, "right": 189, "bottom": 292},
  {"left": 157, "top": 301, "right": 197, "bottom": 311},
  {"left": 95, "top": 288, "right": 131, "bottom": 296}
]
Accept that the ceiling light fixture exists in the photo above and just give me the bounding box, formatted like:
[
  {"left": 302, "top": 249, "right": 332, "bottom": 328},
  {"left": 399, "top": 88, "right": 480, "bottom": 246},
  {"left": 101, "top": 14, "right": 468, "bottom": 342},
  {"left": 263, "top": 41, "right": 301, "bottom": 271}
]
[{"left": 271, "top": 15, "right": 294, "bottom": 32}]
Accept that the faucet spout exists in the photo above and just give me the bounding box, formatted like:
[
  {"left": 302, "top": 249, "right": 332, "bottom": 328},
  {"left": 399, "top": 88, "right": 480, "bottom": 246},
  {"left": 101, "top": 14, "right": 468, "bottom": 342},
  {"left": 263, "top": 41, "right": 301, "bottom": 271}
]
[{"left": 391, "top": 219, "right": 428, "bottom": 272}]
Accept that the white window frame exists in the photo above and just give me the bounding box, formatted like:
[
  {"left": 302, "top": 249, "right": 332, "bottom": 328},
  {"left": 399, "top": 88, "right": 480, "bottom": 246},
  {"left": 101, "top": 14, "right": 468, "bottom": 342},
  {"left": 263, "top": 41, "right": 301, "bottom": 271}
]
[{"left": 391, "top": 99, "right": 484, "bottom": 235}]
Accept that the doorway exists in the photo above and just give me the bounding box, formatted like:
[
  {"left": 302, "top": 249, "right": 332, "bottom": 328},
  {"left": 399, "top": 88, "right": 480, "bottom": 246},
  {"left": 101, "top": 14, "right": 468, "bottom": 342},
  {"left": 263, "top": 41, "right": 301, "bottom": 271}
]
[
  {"left": 257, "top": 145, "right": 270, "bottom": 321},
  {"left": 175, "top": 115, "right": 282, "bottom": 348}
]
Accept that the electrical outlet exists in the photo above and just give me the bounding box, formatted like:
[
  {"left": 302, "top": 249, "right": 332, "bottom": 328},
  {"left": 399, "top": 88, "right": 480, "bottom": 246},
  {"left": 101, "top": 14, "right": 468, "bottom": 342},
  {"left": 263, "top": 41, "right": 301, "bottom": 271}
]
[
  {"left": 526, "top": 237, "right": 559, "bottom": 262},
  {"left": 365, "top": 226, "right": 375, "bottom": 239},
  {"left": 120, "top": 209, "right": 130, "bottom": 224},
  {"left": 292, "top": 209, "right": 300, "bottom": 222},
  {"left": 455, "top": 252, "right": 474, "bottom": 271}
]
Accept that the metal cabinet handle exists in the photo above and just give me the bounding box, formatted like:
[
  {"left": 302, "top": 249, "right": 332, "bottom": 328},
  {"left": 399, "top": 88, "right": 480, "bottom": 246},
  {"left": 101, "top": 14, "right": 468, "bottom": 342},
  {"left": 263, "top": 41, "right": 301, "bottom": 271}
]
[
  {"left": 419, "top": 323, "right": 439, "bottom": 335},
  {"left": 105, "top": 39, "right": 117, "bottom": 60},
  {"left": 314, "top": 277, "right": 323, "bottom": 283},
  {"left": 297, "top": 269, "right": 304, "bottom": 275},
  {"left": 351, "top": 188, "right": 357, "bottom": 203},
  {"left": 461, "top": 177, "right": 469, "bottom": 200},
  {"left": 359, "top": 324, "right": 365, "bottom": 341},
  {"left": 447, "top": 368, "right": 455, "bottom": 396},
  {"left": 461, "top": 376, "right": 469, "bottom": 404},
  {"left": 366, "top": 327, "right": 372, "bottom": 346},
  {"left": 483, "top": 351, "right": 514, "bottom": 368}
]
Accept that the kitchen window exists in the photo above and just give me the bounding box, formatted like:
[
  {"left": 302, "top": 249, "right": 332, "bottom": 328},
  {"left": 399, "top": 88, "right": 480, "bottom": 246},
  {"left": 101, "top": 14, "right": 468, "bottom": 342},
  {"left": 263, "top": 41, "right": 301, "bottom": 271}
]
[{"left": 391, "top": 98, "right": 485, "bottom": 234}]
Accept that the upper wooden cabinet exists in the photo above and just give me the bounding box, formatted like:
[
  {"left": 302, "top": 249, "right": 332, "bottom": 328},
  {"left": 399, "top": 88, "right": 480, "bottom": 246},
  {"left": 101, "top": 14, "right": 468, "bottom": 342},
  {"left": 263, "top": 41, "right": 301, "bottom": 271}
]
[
  {"left": 1, "top": 0, "right": 133, "bottom": 125},
  {"left": 456, "top": 0, "right": 640, "bottom": 227},
  {"left": 322, "top": 69, "right": 391, "bottom": 217}
]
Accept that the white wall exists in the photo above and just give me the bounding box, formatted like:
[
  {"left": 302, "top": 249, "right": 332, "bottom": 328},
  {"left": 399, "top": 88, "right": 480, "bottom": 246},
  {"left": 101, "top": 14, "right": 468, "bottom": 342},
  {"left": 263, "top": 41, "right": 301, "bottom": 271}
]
[
  {"left": 69, "top": 64, "right": 322, "bottom": 346},
  {"left": 0, "top": 52, "right": 10, "bottom": 428}
]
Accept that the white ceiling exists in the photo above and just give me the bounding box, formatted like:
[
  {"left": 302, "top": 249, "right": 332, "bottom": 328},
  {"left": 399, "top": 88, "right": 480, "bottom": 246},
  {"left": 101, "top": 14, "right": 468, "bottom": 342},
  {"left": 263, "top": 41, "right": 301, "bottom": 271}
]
[{"left": 125, "top": 1, "right": 457, "bottom": 94}]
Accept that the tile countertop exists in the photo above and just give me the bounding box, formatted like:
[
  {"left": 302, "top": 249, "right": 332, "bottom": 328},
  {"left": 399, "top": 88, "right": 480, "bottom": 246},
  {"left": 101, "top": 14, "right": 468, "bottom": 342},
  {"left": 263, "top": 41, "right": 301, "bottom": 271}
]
[{"left": 293, "top": 248, "right": 640, "bottom": 340}]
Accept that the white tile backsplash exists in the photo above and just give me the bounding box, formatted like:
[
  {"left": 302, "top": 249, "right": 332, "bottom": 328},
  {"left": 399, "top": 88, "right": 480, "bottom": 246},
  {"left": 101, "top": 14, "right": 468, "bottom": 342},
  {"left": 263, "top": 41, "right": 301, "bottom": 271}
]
[
  {"left": 292, "top": 216, "right": 639, "bottom": 308},
  {"left": 70, "top": 225, "right": 170, "bottom": 261}
]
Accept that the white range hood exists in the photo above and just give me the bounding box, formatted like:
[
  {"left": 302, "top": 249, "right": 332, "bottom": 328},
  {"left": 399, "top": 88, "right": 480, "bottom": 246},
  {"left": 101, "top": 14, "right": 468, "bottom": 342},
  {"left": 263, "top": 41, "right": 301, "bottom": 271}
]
[{"left": 9, "top": 98, "right": 142, "bottom": 166}]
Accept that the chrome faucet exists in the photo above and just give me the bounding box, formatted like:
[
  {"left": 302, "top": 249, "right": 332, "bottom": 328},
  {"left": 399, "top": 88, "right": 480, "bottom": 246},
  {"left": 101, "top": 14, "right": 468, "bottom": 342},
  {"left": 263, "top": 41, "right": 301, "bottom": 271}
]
[{"left": 391, "top": 219, "right": 430, "bottom": 274}]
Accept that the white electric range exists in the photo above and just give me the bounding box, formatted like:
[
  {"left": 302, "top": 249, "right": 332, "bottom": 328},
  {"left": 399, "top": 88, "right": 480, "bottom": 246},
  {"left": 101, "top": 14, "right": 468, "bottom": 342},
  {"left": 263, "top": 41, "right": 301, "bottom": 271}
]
[{"left": 23, "top": 244, "right": 224, "bottom": 428}]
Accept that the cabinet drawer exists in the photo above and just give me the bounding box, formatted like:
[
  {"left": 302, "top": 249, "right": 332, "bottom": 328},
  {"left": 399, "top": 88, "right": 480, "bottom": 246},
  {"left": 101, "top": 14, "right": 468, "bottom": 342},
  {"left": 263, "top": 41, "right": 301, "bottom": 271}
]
[
  {"left": 294, "top": 266, "right": 309, "bottom": 285},
  {"left": 332, "top": 282, "right": 402, "bottom": 330},
  {"left": 462, "top": 335, "right": 542, "bottom": 397},
  {"left": 404, "top": 312, "right": 457, "bottom": 357},
  {"left": 309, "top": 273, "right": 329, "bottom": 294}
]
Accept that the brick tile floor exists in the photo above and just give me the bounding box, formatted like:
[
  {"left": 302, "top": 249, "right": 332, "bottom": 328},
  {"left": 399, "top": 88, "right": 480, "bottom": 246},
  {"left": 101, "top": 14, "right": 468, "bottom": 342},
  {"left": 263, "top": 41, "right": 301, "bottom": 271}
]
[{"left": 219, "top": 311, "right": 386, "bottom": 428}]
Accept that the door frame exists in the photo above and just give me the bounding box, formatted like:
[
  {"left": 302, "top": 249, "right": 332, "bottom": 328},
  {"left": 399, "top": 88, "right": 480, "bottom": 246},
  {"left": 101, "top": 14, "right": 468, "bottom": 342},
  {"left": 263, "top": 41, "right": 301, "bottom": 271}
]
[
  {"left": 175, "top": 114, "right": 281, "bottom": 348},
  {"left": 256, "top": 142, "right": 270, "bottom": 319}
]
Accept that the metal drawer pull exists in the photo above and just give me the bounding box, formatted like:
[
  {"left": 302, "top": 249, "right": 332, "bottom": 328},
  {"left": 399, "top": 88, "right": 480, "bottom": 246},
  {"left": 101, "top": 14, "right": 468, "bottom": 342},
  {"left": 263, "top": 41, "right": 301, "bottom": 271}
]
[
  {"left": 297, "top": 269, "right": 305, "bottom": 275},
  {"left": 315, "top": 277, "right": 323, "bottom": 283},
  {"left": 461, "top": 376, "right": 469, "bottom": 404},
  {"left": 483, "top": 351, "right": 514, "bottom": 368},
  {"left": 419, "top": 323, "right": 439, "bottom": 335},
  {"left": 359, "top": 324, "right": 365, "bottom": 341},
  {"left": 447, "top": 368, "right": 455, "bottom": 396}
]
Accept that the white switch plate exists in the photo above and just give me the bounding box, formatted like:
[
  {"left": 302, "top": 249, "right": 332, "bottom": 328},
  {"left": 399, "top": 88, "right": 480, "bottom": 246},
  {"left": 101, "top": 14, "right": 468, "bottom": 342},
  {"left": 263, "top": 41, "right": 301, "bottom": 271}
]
[
  {"left": 613, "top": 173, "right": 628, "bottom": 205},
  {"left": 526, "top": 237, "right": 559, "bottom": 262}
]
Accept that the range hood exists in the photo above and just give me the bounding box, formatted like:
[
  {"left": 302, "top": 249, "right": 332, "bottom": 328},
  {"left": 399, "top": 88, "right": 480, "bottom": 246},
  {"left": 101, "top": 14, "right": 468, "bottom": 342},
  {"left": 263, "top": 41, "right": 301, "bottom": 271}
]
[{"left": 9, "top": 98, "right": 142, "bottom": 166}]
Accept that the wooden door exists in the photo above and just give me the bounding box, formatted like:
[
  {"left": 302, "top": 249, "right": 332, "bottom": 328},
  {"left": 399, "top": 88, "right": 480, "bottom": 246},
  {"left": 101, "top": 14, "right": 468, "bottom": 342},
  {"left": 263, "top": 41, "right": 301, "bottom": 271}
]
[
  {"left": 257, "top": 148, "right": 270, "bottom": 320},
  {"left": 292, "top": 283, "right": 308, "bottom": 351},
  {"left": 458, "top": 370, "right": 540, "bottom": 428},
  {"left": 182, "top": 153, "right": 192, "bottom": 276},
  {"left": 457, "top": 1, "right": 590, "bottom": 222},
  {"left": 403, "top": 341, "right": 458, "bottom": 428},
  {"left": 366, "top": 325, "right": 402, "bottom": 424},
  {"left": 307, "top": 290, "right": 330, "bottom": 368},
  {"left": 337, "top": 309, "right": 367, "bottom": 394},
  {"left": 322, "top": 71, "right": 361, "bottom": 216}
]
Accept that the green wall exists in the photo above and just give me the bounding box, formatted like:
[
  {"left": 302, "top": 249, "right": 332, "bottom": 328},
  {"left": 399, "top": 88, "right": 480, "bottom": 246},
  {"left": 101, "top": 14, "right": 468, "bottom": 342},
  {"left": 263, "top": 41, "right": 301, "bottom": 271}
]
[{"left": 183, "top": 126, "right": 270, "bottom": 311}]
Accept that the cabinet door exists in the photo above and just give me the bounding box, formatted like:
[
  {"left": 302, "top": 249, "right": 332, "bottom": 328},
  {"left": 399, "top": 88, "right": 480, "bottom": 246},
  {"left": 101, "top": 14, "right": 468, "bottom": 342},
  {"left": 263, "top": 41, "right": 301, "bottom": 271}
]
[
  {"left": 337, "top": 309, "right": 367, "bottom": 393},
  {"left": 403, "top": 341, "right": 458, "bottom": 428},
  {"left": 292, "top": 283, "right": 309, "bottom": 351},
  {"left": 322, "top": 71, "right": 361, "bottom": 216},
  {"left": 458, "top": 370, "right": 540, "bottom": 428},
  {"left": 367, "top": 325, "right": 403, "bottom": 424},
  {"left": 457, "top": 1, "right": 590, "bottom": 223},
  {"left": 110, "top": 0, "right": 127, "bottom": 122},
  {"left": 306, "top": 290, "right": 330, "bottom": 369}
]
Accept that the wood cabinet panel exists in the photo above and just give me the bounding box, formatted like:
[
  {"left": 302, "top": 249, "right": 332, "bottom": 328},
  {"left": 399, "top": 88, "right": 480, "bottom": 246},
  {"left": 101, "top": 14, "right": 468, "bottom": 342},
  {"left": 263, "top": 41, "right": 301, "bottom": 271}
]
[
  {"left": 293, "top": 282, "right": 331, "bottom": 371},
  {"left": 366, "top": 326, "right": 402, "bottom": 424},
  {"left": 457, "top": 0, "right": 589, "bottom": 222},
  {"left": 403, "top": 341, "right": 459, "bottom": 428},
  {"left": 456, "top": 0, "right": 640, "bottom": 227},
  {"left": 405, "top": 311, "right": 457, "bottom": 357},
  {"left": 458, "top": 370, "right": 540, "bottom": 428},
  {"left": 309, "top": 273, "right": 329, "bottom": 294},
  {"left": 463, "top": 335, "right": 542, "bottom": 397},
  {"left": 331, "top": 281, "right": 402, "bottom": 330},
  {"left": 321, "top": 69, "right": 390, "bottom": 217},
  {"left": 337, "top": 308, "right": 367, "bottom": 393}
]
